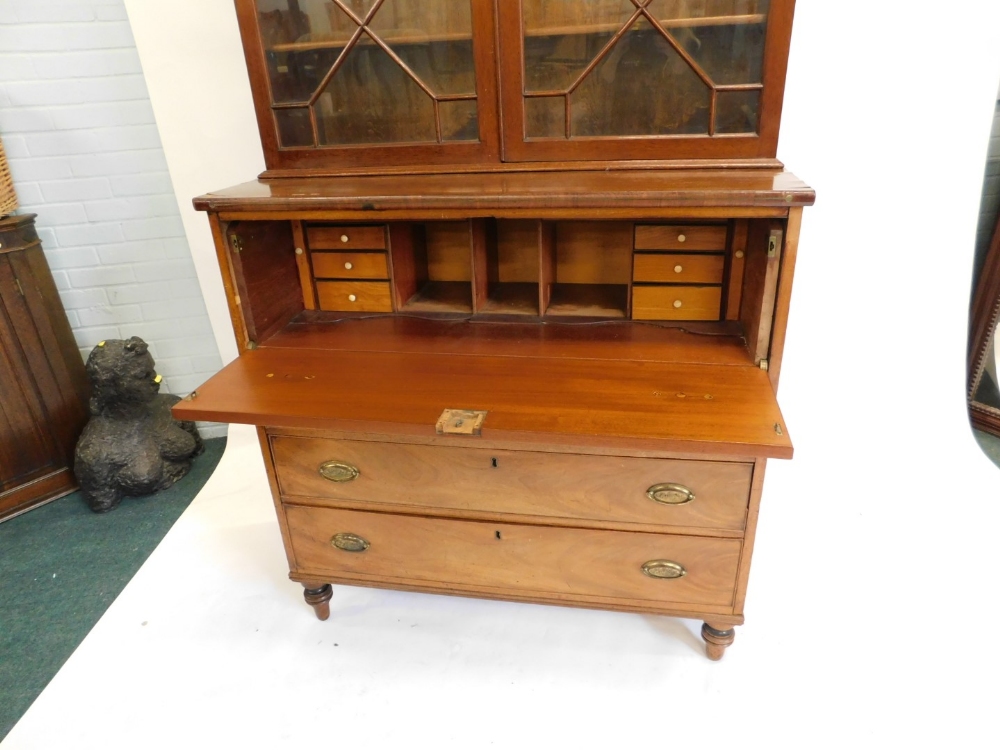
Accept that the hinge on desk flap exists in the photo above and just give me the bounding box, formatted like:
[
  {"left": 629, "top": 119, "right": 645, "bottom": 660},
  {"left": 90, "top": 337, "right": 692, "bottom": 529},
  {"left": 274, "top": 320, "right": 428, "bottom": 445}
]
[
  {"left": 767, "top": 230, "right": 782, "bottom": 258},
  {"left": 230, "top": 235, "right": 243, "bottom": 253},
  {"left": 436, "top": 409, "right": 487, "bottom": 436},
  {"left": 759, "top": 359, "right": 769, "bottom": 371}
]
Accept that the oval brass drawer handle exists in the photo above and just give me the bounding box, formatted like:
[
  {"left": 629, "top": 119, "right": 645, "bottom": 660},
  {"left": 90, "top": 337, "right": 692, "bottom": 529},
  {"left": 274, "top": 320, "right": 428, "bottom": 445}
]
[
  {"left": 331, "top": 532, "right": 369, "bottom": 553},
  {"left": 319, "top": 460, "right": 359, "bottom": 483},
  {"left": 641, "top": 560, "right": 686, "bottom": 580},
  {"left": 646, "top": 483, "right": 695, "bottom": 505}
]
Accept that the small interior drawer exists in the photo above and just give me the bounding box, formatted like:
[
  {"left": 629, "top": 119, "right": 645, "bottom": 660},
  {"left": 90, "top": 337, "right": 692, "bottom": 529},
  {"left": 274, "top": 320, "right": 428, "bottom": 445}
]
[
  {"left": 635, "top": 224, "right": 727, "bottom": 252},
  {"left": 316, "top": 281, "right": 393, "bottom": 312},
  {"left": 632, "top": 285, "right": 722, "bottom": 321},
  {"left": 312, "top": 252, "right": 389, "bottom": 280},
  {"left": 633, "top": 253, "right": 725, "bottom": 284},
  {"left": 307, "top": 225, "right": 386, "bottom": 251}
]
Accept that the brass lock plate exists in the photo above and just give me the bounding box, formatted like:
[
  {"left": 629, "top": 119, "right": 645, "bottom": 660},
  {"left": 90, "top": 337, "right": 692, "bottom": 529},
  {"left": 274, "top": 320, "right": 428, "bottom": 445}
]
[{"left": 436, "top": 409, "right": 487, "bottom": 436}]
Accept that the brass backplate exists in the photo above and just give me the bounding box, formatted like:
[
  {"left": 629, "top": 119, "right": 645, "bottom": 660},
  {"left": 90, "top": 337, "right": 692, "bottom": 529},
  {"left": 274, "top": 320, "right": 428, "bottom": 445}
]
[{"left": 436, "top": 409, "right": 487, "bottom": 436}]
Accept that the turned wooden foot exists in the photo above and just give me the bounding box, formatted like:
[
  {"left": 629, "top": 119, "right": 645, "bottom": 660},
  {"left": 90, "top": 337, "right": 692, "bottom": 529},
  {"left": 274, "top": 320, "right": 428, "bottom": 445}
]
[
  {"left": 303, "top": 583, "right": 333, "bottom": 621},
  {"left": 701, "top": 622, "right": 736, "bottom": 661}
]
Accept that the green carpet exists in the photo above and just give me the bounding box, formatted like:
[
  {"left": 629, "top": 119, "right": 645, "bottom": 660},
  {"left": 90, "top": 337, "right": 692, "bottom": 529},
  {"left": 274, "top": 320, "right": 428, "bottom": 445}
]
[{"left": 0, "top": 437, "right": 226, "bottom": 741}]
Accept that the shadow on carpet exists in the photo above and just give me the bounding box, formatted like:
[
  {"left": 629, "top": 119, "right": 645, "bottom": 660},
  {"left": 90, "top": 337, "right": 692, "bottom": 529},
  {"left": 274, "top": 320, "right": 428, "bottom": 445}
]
[{"left": 0, "top": 437, "right": 227, "bottom": 741}]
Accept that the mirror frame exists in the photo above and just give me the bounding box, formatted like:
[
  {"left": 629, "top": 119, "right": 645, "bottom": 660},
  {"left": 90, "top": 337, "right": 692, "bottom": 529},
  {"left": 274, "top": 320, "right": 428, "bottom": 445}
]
[{"left": 968, "top": 207, "right": 1000, "bottom": 434}]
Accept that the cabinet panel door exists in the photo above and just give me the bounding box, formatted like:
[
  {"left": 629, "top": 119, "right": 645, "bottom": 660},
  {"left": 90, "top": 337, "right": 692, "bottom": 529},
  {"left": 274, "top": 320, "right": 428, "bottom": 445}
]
[
  {"left": 237, "top": 0, "right": 500, "bottom": 173},
  {"left": 0, "top": 257, "right": 61, "bottom": 495},
  {"left": 498, "top": 0, "right": 794, "bottom": 162}
]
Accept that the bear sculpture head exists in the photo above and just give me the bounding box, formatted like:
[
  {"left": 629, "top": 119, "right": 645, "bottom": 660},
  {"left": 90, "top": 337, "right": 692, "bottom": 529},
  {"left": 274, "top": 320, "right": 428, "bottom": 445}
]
[{"left": 85, "top": 336, "right": 162, "bottom": 416}]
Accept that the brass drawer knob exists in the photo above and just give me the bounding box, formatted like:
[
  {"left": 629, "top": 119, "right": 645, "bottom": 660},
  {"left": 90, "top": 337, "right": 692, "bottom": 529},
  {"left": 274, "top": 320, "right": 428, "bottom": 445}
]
[
  {"left": 642, "top": 560, "right": 686, "bottom": 580},
  {"left": 331, "top": 532, "right": 369, "bottom": 553},
  {"left": 646, "top": 483, "right": 695, "bottom": 505},
  {"left": 318, "top": 460, "right": 359, "bottom": 482}
]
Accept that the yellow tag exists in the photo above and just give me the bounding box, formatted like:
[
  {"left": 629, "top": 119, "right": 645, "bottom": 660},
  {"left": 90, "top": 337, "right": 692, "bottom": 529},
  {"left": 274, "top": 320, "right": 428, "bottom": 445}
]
[
  {"left": 98, "top": 341, "right": 105, "bottom": 347},
  {"left": 154, "top": 374, "right": 162, "bottom": 384}
]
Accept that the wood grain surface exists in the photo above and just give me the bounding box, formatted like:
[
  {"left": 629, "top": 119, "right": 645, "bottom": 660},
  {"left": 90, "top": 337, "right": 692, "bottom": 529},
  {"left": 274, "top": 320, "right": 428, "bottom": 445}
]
[
  {"left": 306, "top": 225, "right": 386, "bottom": 250},
  {"left": 635, "top": 224, "right": 728, "bottom": 251},
  {"left": 271, "top": 435, "right": 753, "bottom": 531},
  {"left": 632, "top": 285, "right": 723, "bottom": 321},
  {"left": 173, "top": 335, "right": 792, "bottom": 458},
  {"left": 316, "top": 281, "right": 393, "bottom": 312},
  {"left": 285, "top": 504, "right": 741, "bottom": 607},
  {"left": 311, "top": 252, "right": 389, "bottom": 280},
  {"left": 193, "top": 170, "right": 815, "bottom": 213},
  {"left": 266, "top": 316, "right": 751, "bottom": 365},
  {"left": 633, "top": 253, "right": 725, "bottom": 284}
]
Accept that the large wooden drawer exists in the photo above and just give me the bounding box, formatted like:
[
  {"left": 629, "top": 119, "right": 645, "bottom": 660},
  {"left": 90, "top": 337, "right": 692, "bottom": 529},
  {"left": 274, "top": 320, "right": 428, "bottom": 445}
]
[
  {"left": 271, "top": 436, "right": 752, "bottom": 531},
  {"left": 286, "top": 505, "right": 741, "bottom": 607}
]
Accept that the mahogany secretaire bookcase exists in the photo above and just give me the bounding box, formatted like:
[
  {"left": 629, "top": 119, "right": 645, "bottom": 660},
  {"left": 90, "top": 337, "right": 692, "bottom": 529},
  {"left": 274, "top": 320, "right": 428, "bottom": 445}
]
[{"left": 175, "top": 0, "right": 813, "bottom": 660}]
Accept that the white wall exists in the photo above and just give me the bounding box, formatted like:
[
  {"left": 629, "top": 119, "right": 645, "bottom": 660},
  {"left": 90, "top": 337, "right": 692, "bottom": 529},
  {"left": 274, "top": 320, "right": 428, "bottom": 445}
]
[
  {"left": 0, "top": 0, "right": 226, "bottom": 437},
  {"left": 123, "top": 0, "right": 265, "bottom": 367},
  {"left": 121, "top": 1, "right": 1000, "bottom": 744}
]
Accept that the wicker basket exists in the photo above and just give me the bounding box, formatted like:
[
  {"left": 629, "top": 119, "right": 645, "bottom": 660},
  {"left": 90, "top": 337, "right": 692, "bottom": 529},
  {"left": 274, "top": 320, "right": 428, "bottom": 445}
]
[{"left": 0, "top": 136, "right": 19, "bottom": 218}]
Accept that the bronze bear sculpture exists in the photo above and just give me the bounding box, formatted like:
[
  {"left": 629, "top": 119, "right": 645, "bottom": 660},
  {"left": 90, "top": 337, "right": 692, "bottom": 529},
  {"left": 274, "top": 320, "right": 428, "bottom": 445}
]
[{"left": 74, "top": 337, "right": 204, "bottom": 513}]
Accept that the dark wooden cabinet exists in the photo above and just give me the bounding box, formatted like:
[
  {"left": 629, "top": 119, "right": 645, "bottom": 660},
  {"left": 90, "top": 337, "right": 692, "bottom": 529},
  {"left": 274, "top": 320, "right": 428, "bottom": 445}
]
[
  {"left": 0, "top": 214, "right": 89, "bottom": 521},
  {"left": 235, "top": 0, "right": 795, "bottom": 175},
  {"left": 497, "top": 0, "right": 793, "bottom": 163},
  {"left": 178, "top": 0, "right": 812, "bottom": 660}
]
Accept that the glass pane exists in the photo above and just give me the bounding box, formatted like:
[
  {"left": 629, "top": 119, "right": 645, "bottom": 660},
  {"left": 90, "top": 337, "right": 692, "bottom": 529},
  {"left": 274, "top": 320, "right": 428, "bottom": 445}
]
[
  {"left": 260, "top": 1, "right": 354, "bottom": 104},
  {"left": 275, "top": 107, "right": 314, "bottom": 146},
  {"left": 260, "top": 0, "right": 479, "bottom": 147},
  {"left": 525, "top": 96, "right": 565, "bottom": 138},
  {"left": 368, "top": 0, "right": 473, "bottom": 44},
  {"left": 313, "top": 42, "right": 436, "bottom": 145},
  {"left": 571, "top": 17, "right": 711, "bottom": 136},
  {"left": 266, "top": 46, "right": 343, "bottom": 104},
  {"left": 369, "top": 0, "right": 476, "bottom": 96},
  {"left": 715, "top": 89, "right": 760, "bottom": 134},
  {"left": 440, "top": 99, "right": 479, "bottom": 141},
  {"left": 522, "top": 0, "right": 635, "bottom": 92},
  {"left": 654, "top": 0, "right": 770, "bottom": 85}
]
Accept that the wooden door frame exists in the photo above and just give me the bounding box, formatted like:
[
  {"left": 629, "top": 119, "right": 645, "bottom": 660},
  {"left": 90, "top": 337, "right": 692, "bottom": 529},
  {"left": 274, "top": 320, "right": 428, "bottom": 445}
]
[
  {"left": 234, "top": 0, "right": 502, "bottom": 176},
  {"left": 496, "top": 0, "right": 796, "bottom": 163}
]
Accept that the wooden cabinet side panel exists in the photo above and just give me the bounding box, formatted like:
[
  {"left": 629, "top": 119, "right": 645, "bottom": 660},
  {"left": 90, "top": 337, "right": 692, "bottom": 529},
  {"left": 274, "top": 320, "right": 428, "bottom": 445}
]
[
  {"left": 0, "top": 257, "right": 61, "bottom": 491},
  {"left": 733, "top": 458, "right": 767, "bottom": 614},
  {"left": 227, "top": 220, "right": 303, "bottom": 345},
  {"left": 9, "top": 245, "right": 89, "bottom": 462},
  {"left": 208, "top": 213, "right": 250, "bottom": 354},
  {"left": 767, "top": 207, "right": 802, "bottom": 391},
  {"left": 740, "top": 218, "right": 782, "bottom": 364},
  {"left": 258, "top": 427, "right": 298, "bottom": 572}
]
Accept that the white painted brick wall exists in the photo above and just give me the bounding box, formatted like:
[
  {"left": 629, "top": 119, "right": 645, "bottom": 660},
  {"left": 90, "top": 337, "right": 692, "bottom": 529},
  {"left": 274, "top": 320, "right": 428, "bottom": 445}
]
[{"left": 0, "top": 0, "right": 226, "bottom": 438}]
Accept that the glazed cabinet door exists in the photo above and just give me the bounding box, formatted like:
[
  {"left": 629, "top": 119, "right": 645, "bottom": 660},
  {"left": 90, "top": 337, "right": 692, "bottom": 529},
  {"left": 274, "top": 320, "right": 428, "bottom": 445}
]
[
  {"left": 236, "top": 0, "right": 500, "bottom": 173},
  {"left": 497, "top": 0, "right": 794, "bottom": 162}
]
